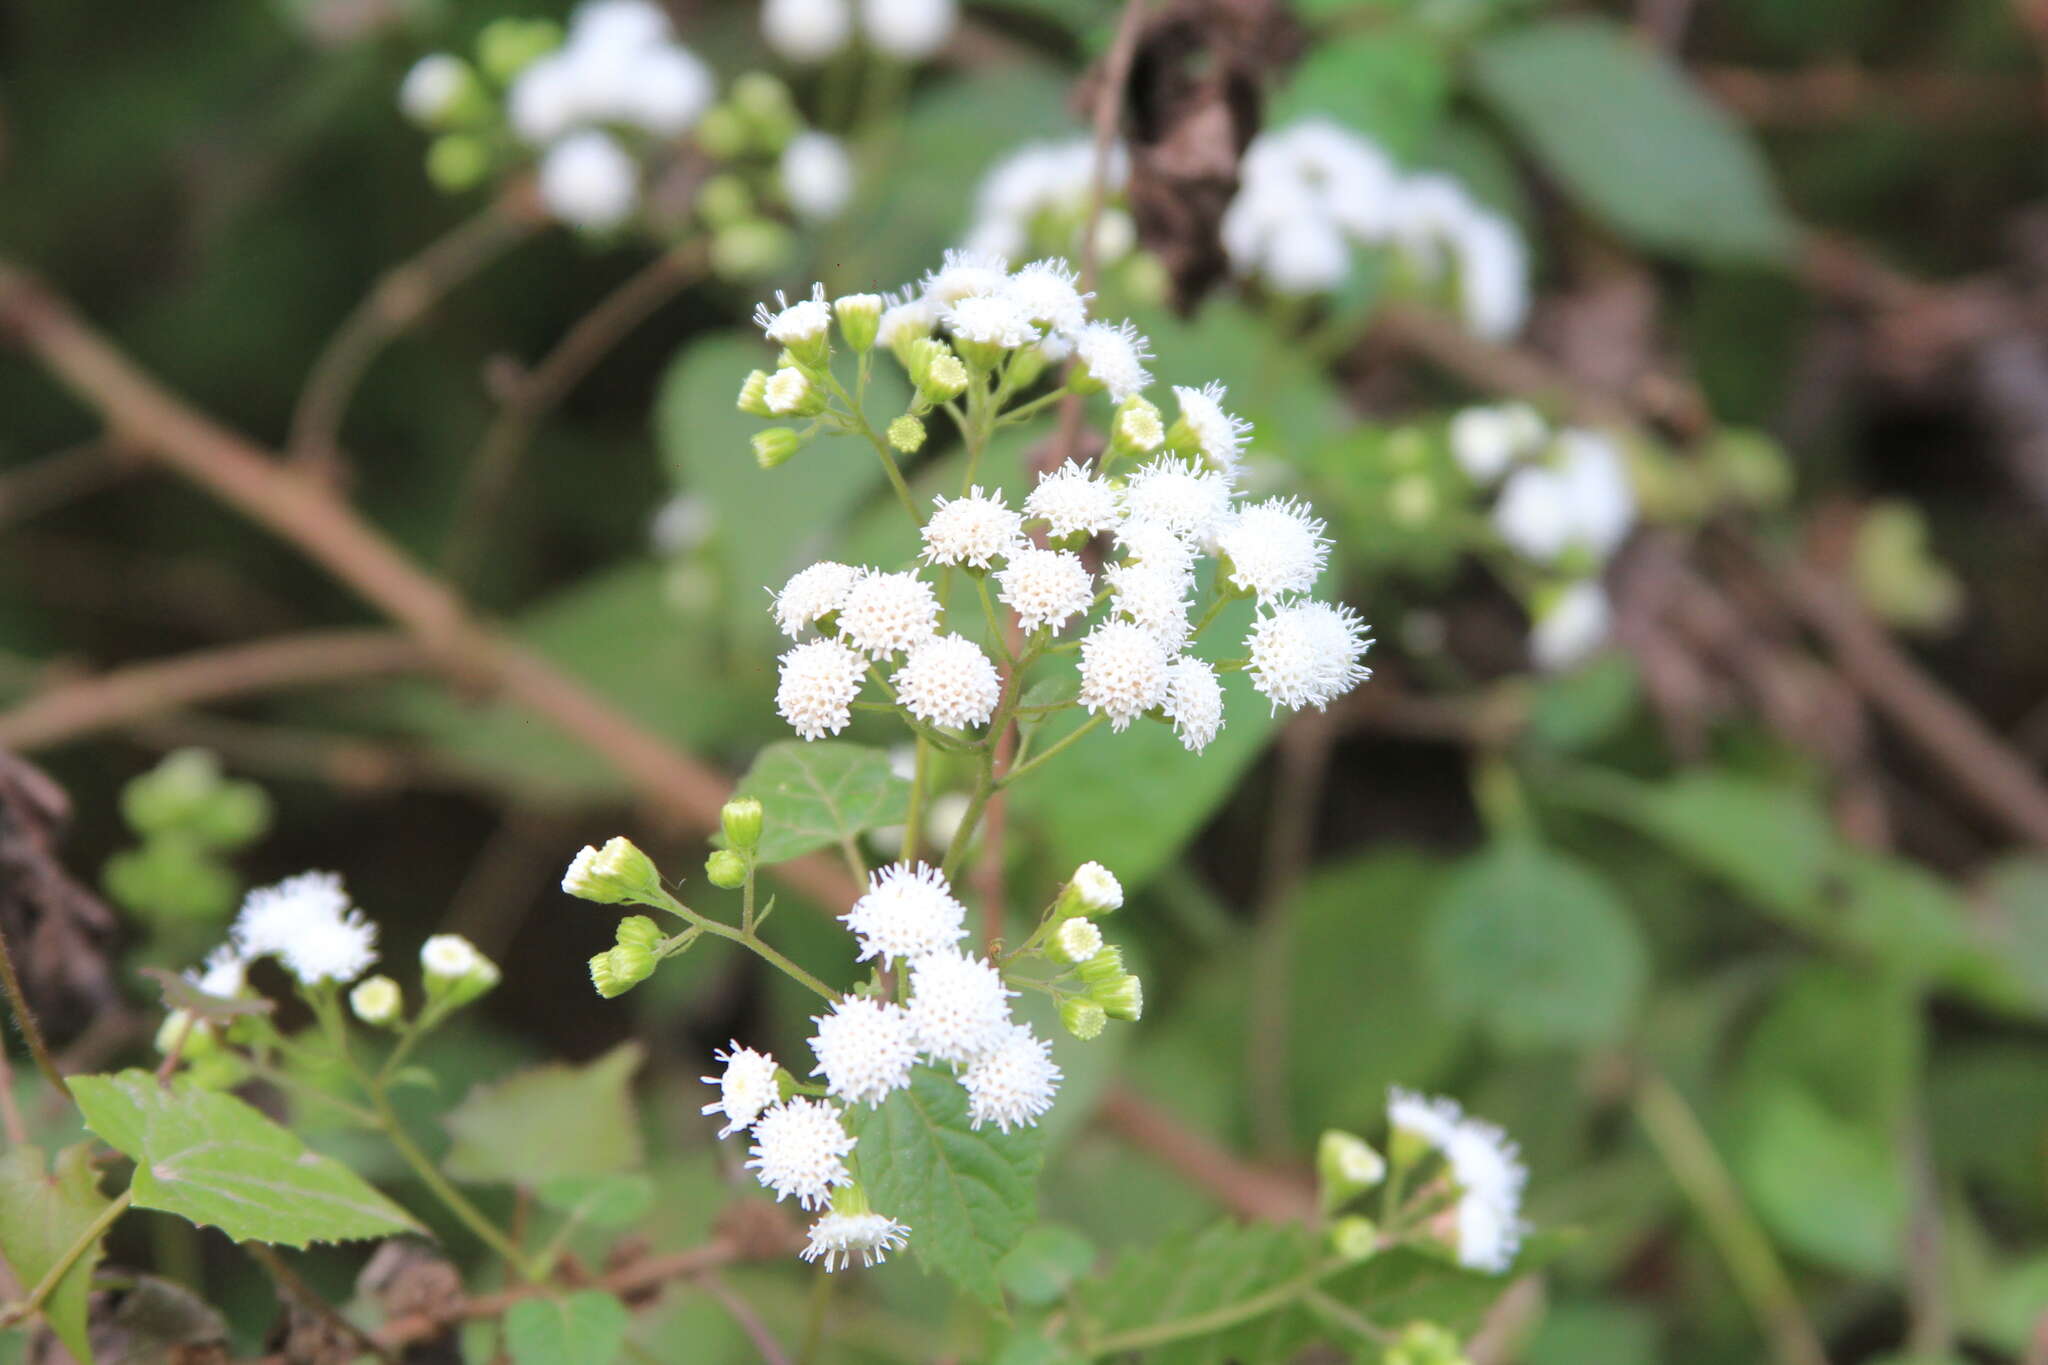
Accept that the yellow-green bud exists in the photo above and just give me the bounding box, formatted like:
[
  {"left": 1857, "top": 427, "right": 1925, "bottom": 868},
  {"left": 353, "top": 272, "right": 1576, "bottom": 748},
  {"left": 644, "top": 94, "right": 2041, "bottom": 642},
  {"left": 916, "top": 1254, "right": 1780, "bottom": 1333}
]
[
  {"left": 591, "top": 942, "right": 655, "bottom": 999},
  {"left": 1111, "top": 398, "right": 1165, "bottom": 457},
  {"left": 695, "top": 105, "right": 750, "bottom": 159},
  {"left": 561, "top": 836, "right": 666, "bottom": 906},
  {"left": 1046, "top": 916, "right": 1103, "bottom": 967},
  {"left": 1317, "top": 1130, "right": 1386, "bottom": 1211},
  {"left": 737, "top": 369, "right": 773, "bottom": 417},
  {"left": 907, "top": 340, "right": 969, "bottom": 403},
  {"left": 426, "top": 134, "right": 493, "bottom": 193},
  {"left": 834, "top": 293, "right": 883, "bottom": 353},
  {"left": 1076, "top": 945, "right": 1125, "bottom": 990},
  {"left": 1388, "top": 1119, "right": 1437, "bottom": 1173},
  {"left": 1329, "top": 1215, "right": 1379, "bottom": 1263},
  {"left": 696, "top": 173, "right": 754, "bottom": 229},
  {"left": 1055, "top": 861, "right": 1124, "bottom": 918},
  {"left": 730, "top": 72, "right": 800, "bottom": 148},
  {"left": 1005, "top": 345, "right": 1051, "bottom": 391},
  {"left": 421, "top": 934, "right": 500, "bottom": 1008},
  {"left": 705, "top": 848, "right": 748, "bottom": 889},
  {"left": 764, "top": 366, "right": 826, "bottom": 417},
  {"left": 349, "top": 975, "right": 404, "bottom": 1027},
  {"left": 154, "top": 1009, "right": 218, "bottom": 1060},
  {"left": 721, "top": 796, "right": 764, "bottom": 852},
  {"left": 1386, "top": 1322, "right": 1467, "bottom": 1365},
  {"left": 476, "top": 18, "right": 561, "bottom": 83},
  {"left": 752, "top": 427, "right": 804, "bottom": 470},
  {"left": 1389, "top": 474, "right": 1437, "bottom": 527},
  {"left": 710, "top": 221, "right": 795, "bottom": 281},
  {"left": 616, "top": 915, "right": 664, "bottom": 951},
  {"left": 887, "top": 414, "right": 926, "bottom": 453},
  {"left": 1059, "top": 997, "right": 1107, "bottom": 1041},
  {"left": 1094, "top": 972, "right": 1144, "bottom": 1022}
]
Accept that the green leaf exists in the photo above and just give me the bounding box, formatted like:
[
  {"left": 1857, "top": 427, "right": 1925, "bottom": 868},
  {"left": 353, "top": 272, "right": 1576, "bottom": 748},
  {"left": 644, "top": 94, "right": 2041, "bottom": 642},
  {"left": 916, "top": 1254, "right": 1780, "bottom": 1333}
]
[
  {"left": 0, "top": 1142, "right": 111, "bottom": 1363},
  {"left": 503, "top": 1290, "right": 630, "bottom": 1365},
  {"left": 1470, "top": 16, "right": 1795, "bottom": 264},
  {"left": 68, "top": 1071, "right": 419, "bottom": 1247},
  {"left": 535, "top": 1173, "right": 657, "bottom": 1230},
  {"left": 1425, "top": 840, "right": 1648, "bottom": 1050},
  {"left": 443, "top": 1042, "right": 645, "bottom": 1186},
  {"left": 1271, "top": 25, "right": 1450, "bottom": 157},
  {"left": 844, "top": 1066, "right": 1046, "bottom": 1307},
  {"left": 729, "top": 741, "right": 910, "bottom": 866},
  {"left": 1735, "top": 1080, "right": 1906, "bottom": 1276},
  {"left": 1076, "top": 1221, "right": 1316, "bottom": 1364},
  {"left": 999, "top": 1223, "right": 1098, "bottom": 1307},
  {"left": 1523, "top": 654, "right": 1640, "bottom": 753}
]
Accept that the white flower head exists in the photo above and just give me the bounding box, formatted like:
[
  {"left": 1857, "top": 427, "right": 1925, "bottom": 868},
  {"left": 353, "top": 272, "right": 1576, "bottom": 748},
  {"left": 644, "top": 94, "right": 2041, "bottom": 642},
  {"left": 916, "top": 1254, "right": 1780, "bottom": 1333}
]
[
  {"left": 997, "top": 547, "right": 1094, "bottom": 634},
  {"left": 1450, "top": 404, "right": 1546, "bottom": 485},
  {"left": 538, "top": 130, "right": 639, "bottom": 231},
  {"left": 571, "top": 0, "right": 674, "bottom": 49},
  {"left": 1245, "top": 600, "right": 1373, "bottom": 713},
  {"left": 1002, "top": 257, "right": 1091, "bottom": 333},
  {"left": 420, "top": 933, "right": 485, "bottom": 979},
  {"left": 619, "top": 45, "right": 714, "bottom": 136},
  {"left": 921, "top": 486, "right": 1023, "bottom": 569},
  {"left": 508, "top": 54, "right": 580, "bottom": 145},
  {"left": 762, "top": 0, "right": 853, "bottom": 62},
  {"left": 1114, "top": 519, "right": 1198, "bottom": 581},
  {"left": 232, "top": 872, "right": 378, "bottom": 985},
  {"left": 1555, "top": 430, "right": 1636, "bottom": 561},
  {"left": 1171, "top": 382, "right": 1253, "bottom": 476},
  {"left": 350, "top": 975, "right": 403, "bottom": 1026},
  {"left": 187, "top": 944, "right": 248, "bottom": 1001},
  {"left": 961, "top": 1023, "right": 1061, "bottom": 1132},
  {"left": 921, "top": 248, "right": 1012, "bottom": 308},
  {"left": 1071, "top": 319, "right": 1154, "bottom": 403},
  {"left": 764, "top": 366, "right": 813, "bottom": 414},
  {"left": 1025, "top": 460, "right": 1122, "bottom": 540},
  {"left": 702, "top": 1043, "right": 781, "bottom": 1137},
  {"left": 1444, "top": 1115, "right": 1529, "bottom": 1272},
  {"left": 746, "top": 1098, "right": 856, "bottom": 1209},
  {"left": 1215, "top": 497, "right": 1331, "bottom": 603},
  {"left": 808, "top": 997, "right": 919, "bottom": 1107},
  {"left": 801, "top": 1207, "right": 912, "bottom": 1270},
  {"left": 1069, "top": 860, "right": 1123, "bottom": 912},
  {"left": 877, "top": 290, "right": 937, "bottom": 349},
  {"left": 776, "top": 637, "right": 866, "bottom": 740},
  {"left": 753, "top": 282, "right": 833, "bottom": 346},
  {"left": 837, "top": 569, "right": 940, "bottom": 659},
  {"left": 1388, "top": 1087, "right": 1466, "bottom": 1150},
  {"left": 1120, "top": 458, "right": 1234, "bottom": 547},
  {"left": 1490, "top": 465, "right": 1574, "bottom": 564},
  {"left": 772, "top": 561, "right": 860, "bottom": 637},
  {"left": 944, "top": 293, "right": 1039, "bottom": 350},
  {"left": 1531, "top": 580, "right": 1612, "bottom": 672},
  {"left": 1451, "top": 209, "right": 1531, "bottom": 341},
  {"left": 860, "top": 0, "right": 956, "bottom": 58},
  {"left": 399, "top": 54, "right": 468, "bottom": 125},
  {"left": 1163, "top": 655, "right": 1226, "bottom": 753},
  {"left": 1106, "top": 561, "right": 1193, "bottom": 651},
  {"left": 781, "top": 131, "right": 855, "bottom": 223},
  {"left": 892, "top": 634, "right": 1001, "bottom": 730},
  {"left": 1077, "top": 619, "right": 1172, "bottom": 731},
  {"left": 906, "top": 948, "right": 1015, "bottom": 1064},
  {"left": 843, "top": 862, "right": 968, "bottom": 966}
]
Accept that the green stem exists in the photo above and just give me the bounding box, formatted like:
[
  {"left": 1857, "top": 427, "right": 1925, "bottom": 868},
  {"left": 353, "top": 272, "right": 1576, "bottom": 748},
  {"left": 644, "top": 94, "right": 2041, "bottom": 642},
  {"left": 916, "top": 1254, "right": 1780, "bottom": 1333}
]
[
  {"left": 975, "top": 575, "right": 1014, "bottom": 665},
  {"left": 652, "top": 892, "right": 840, "bottom": 1002},
  {"left": 1189, "top": 590, "right": 1237, "bottom": 641},
  {"left": 3, "top": 1185, "right": 132, "bottom": 1325},
  {"left": 904, "top": 734, "right": 931, "bottom": 866},
  {"left": 0, "top": 922, "right": 66, "bottom": 1095},
  {"left": 822, "top": 370, "right": 919, "bottom": 523},
  {"left": 369, "top": 1082, "right": 541, "bottom": 1281},
  {"left": 996, "top": 387, "right": 1068, "bottom": 427},
  {"left": 1085, "top": 1265, "right": 1335, "bottom": 1356},
  {"left": 1000, "top": 712, "right": 1106, "bottom": 787}
]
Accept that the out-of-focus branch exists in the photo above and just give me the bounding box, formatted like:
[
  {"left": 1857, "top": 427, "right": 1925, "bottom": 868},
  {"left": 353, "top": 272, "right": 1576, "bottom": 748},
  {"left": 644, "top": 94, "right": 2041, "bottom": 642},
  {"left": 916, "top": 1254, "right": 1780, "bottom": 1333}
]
[
  {"left": 1699, "top": 64, "right": 2037, "bottom": 127},
  {"left": 0, "top": 440, "right": 139, "bottom": 529},
  {"left": 1093, "top": 1085, "right": 1315, "bottom": 1221}
]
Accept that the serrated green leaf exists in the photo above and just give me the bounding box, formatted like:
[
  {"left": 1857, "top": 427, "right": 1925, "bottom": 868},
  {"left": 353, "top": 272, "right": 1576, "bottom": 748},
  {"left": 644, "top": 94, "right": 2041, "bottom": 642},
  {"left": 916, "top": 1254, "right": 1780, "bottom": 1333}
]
[
  {"left": 1425, "top": 839, "right": 1648, "bottom": 1050},
  {"left": 999, "top": 1223, "right": 1097, "bottom": 1307},
  {"left": 1470, "top": 16, "right": 1795, "bottom": 264},
  {"left": 0, "top": 1142, "right": 111, "bottom": 1364},
  {"left": 443, "top": 1042, "right": 644, "bottom": 1186},
  {"left": 503, "top": 1290, "right": 630, "bottom": 1365},
  {"left": 845, "top": 1066, "right": 1045, "bottom": 1307},
  {"left": 68, "top": 1071, "right": 419, "bottom": 1247},
  {"left": 730, "top": 741, "right": 910, "bottom": 865},
  {"left": 1076, "top": 1221, "right": 1316, "bottom": 1363}
]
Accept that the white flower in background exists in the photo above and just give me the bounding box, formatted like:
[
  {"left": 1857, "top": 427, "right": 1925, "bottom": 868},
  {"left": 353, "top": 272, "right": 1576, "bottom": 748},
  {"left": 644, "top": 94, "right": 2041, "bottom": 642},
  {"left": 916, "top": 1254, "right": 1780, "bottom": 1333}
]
[
  {"left": 1245, "top": 600, "right": 1372, "bottom": 713},
  {"left": 231, "top": 872, "right": 378, "bottom": 985},
  {"left": 861, "top": 0, "right": 957, "bottom": 58},
  {"left": 1490, "top": 464, "right": 1574, "bottom": 564},
  {"left": 1492, "top": 430, "right": 1635, "bottom": 565},
  {"left": 572, "top": 0, "right": 673, "bottom": 49},
  {"left": 508, "top": 56, "right": 581, "bottom": 145},
  {"left": 964, "top": 138, "right": 1130, "bottom": 263},
  {"left": 781, "top": 131, "right": 855, "bottom": 223},
  {"left": 1388, "top": 1087, "right": 1466, "bottom": 1150},
  {"left": 1121, "top": 458, "right": 1234, "bottom": 546},
  {"left": 921, "top": 248, "right": 1011, "bottom": 308},
  {"left": 1163, "top": 655, "right": 1226, "bottom": 753},
  {"left": 773, "top": 561, "right": 860, "bottom": 637},
  {"left": 764, "top": 367, "right": 814, "bottom": 414},
  {"left": 1215, "top": 497, "right": 1330, "bottom": 603},
  {"left": 620, "top": 45, "right": 714, "bottom": 135},
  {"left": 1107, "top": 561, "right": 1193, "bottom": 651},
  {"left": 877, "top": 291, "right": 937, "bottom": 349},
  {"left": 1170, "top": 383, "right": 1253, "bottom": 477},
  {"left": 1071, "top": 319, "right": 1153, "bottom": 403},
  {"left": 943, "top": 293, "right": 1039, "bottom": 350},
  {"left": 1114, "top": 519, "right": 1197, "bottom": 581},
  {"left": 776, "top": 637, "right": 866, "bottom": 739},
  {"left": 1286, "top": 119, "right": 1402, "bottom": 239},
  {"left": 1077, "top": 619, "right": 1172, "bottom": 730},
  {"left": 754, "top": 282, "right": 833, "bottom": 347},
  {"left": 808, "top": 998, "right": 920, "bottom": 1106},
  {"left": 421, "top": 933, "right": 486, "bottom": 979},
  {"left": 1530, "top": 580, "right": 1612, "bottom": 671},
  {"left": 1002, "top": 257, "right": 1091, "bottom": 333},
  {"left": 997, "top": 547, "right": 1095, "bottom": 634},
  {"left": 702, "top": 1044, "right": 781, "bottom": 1137},
  {"left": 1263, "top": 216, "right": 1354, "bottom": 296},
  {"left": 1449, "top": 403, "right": 1546, "bottom": 485},
  {"left": 905, "top": 948, "right": 1015, "bottom": 1064},
  {"left": 1454, "top": 212, "right": 1530, "bottom": 341},
  {"left": 893, "top": 634, "right": 1001, "bottom": 729},
  {"left": 1025, "top": 460, "right": 1122, "bottom": 539},
  {"left": 651, "top": 494, "right": 713, "bottom": 556},
  {"left": 538, "top": 130, "right": 638, "bottom": 230},
  {"left": 187, "top": 944, "right": 248, "bottom": 1000},
  {"left": 747, "top": 1098, "right": 856, "bottom": 1209},
  {"left": 961, "top": 1023, "right": 1061, "bottom": 1131},
  {"left": 801, "top": 1209, "right": 912, "bottom": 1271},
  {"left": 921, "top": 486, "right": 1023, "bottom": 568},
  {"left": 1387, "top": 1088, "right": 1528, "bottom": 1273},
  {"left": 505, "top": 2, "right": 711, "bottom": 145},
  {"left": 399, "top": 54, "right": 468, "bottom": 125},
  {"left": 350, "top": 975, "right": 403, "bottom": 1026},
  {"left": 837, "top": 569, "right": 940, "bottom": 658},
  {"left": 763, "top": 0, "right": 853, "bottom": 63},
  {"left": 843, "top": 862, "right": 967, "bottom": 965}
]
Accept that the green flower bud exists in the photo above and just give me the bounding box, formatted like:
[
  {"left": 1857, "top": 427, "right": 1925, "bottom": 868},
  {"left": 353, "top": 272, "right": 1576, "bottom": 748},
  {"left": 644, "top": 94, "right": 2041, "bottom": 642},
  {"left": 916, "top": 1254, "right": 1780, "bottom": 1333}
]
[
  {"left": 1054, "top": 861, "right": 1123, "bottom": 918},
  {"left": 922, "top": 353, "right": 969, "bottom": 403},
  {"left": 350, "top": 975, "right": 404, "bottom": 1027},
  {"left": 561, "top": 836, "right": 666, "bottom": 907},
  {"left": 887, "top": 414, "right": 926, "bottom": 453},
  {"left": 187, "top": 782, "right": 271, "bottom": 851},
  {"left": 616, "top": 915, "right": 664, "bottom": 951},
  {"left": 695, "top": 105, "right": 750, "bottom": 159},
  {"left": 121, "top": 749, "right": 222, "bottom": 836},
  {"left": 752, "top": 426, "right": 805, "bottom": 470},
  {"left": 1111, "top": 398, "right": 1165, "bottom": 457},
  {"left": 764, "top": 366, "right": 827, "bottom": 417},
  {"left": 1094, "top": 972, "right": 1144, "bottom": 1022},
  {"left": 426, "top": 134, "right": 493, "bottom": 193},
  {"left": 154, "top": 1009, "right": 217, "bottom": 1060},
  {"left": 710, "top": 221, "right": 795, "bottom": 281},
  {"left": 730, "top": 72, "right": 800, "bottom": 149},
  {"left": 1386, "top": 1322, "right": 1467, "bottom": 1365},
  {"left": 476, "top": 18, "right": 561, "bottom": 83},
  {"left": 696, "top": 172, "right": 755, "bottom": 229},
  {"left": 1075, "top": 945, "right": 1125, "bottom": 990},
  {"left": 421, "top": 934, "right": 501, "bottom": 1008},
  {"left": 103, "top": 837, "right": 236, "bottom": 921},
  {"left": 1317, "top": 1130, "right": 1387, "bottom": 1211},
  {"left": 705, "top": 848, "right": 748, "bottom": 889},
  {"left": 834, "top": 293, "right": 883, "bottom": 353},
  {"left": 1005, "top": 345, "right": 1050, "bottom": 391},
  {"left": 591, "top": 941, "right": 655, "bottom": 998},
  {"left": 737, "top": 369, "right": 773, "bottom": 417},
  {"left": 1045, "top": 916, "right": 1103, "bottom": 967},
  {"left": 1059, "top": 996, "right": 1107, "bottom": 1041},
  {"left": 721, "top": 796, "right": 765, "bottom": 853},
  {"left": 1329, "top": 1215, "right": 1379, "bottom": 1263}
]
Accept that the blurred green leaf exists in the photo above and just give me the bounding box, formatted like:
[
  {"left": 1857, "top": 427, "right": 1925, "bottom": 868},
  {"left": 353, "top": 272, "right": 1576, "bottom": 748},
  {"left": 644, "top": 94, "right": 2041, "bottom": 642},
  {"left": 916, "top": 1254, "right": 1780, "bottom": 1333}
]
[
  {"left": 999, "top": 1223, "right": 1098, "bottom": 1307},
  {"left": 443, "top": 1042, "right": 645, "bottom": 1186},
  {"left": 1523, "top": 654, "right": 1640, "bottom": 753},
  {"left": 1270, "top": 25, "right": 1451, "bottom": 157},
  {"left": 535, "top": 1172, "right": 657, "bottom": 1230},
  {"left": 0, "top": 1143, "right": 110, "bottom": 1365},
  {"left": 503, "top": 1290, "right": 629, "bottom": 1365},
  {"left": 1470, "top": 17, "right": 1795, "bottom": 264},
  {"left": 1735, "top": 1079, "right": 1905, "bottom": 1276},
  {"left": 1075, "top": 1221, "right": 1316, "bottom": 1364},
  {"left": 729, "top": 740, "right": 910, "bottom": 866}
]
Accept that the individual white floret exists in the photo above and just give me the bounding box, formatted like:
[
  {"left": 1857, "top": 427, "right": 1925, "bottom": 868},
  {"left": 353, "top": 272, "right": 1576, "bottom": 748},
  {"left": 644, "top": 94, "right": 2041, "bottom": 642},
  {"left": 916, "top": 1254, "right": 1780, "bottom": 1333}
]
[
  {"left": 1215, "top": 497, "right": 1330, "bottom": 602},
  {"left": 892, "top": 635, "right": 1001, "bottom": 730},
  {"left": 837, "top": 569, "right": 940, "bottom": 658},
  {"left": 860, "top": 0, "right": 956, "bottom": 58},
  {"left": 997, "top": 547, "right": 1095, "bottom": 634},
  {"left": 1171, "top": 382, "right": 1253, "bottom": 477},
  {"left": 961, "top": 1023, "right": 1061, "bottom": 1132},
  {"left": 1107, "top": 561, "right": 1193, "bottom": 651},
  {"left": 773, "top": 561, "right": 860, "bottom": 636},
  {"left": 1163, "top": 655, "right": 1226, "bottom": 753},
  {"left": 1071, "top": 319, "right": 1153, "bottom": 403},
  {"left": 1530, "top": 580, "right": 1612, "bottom": 672},
  {"left": 399, "top": 54, "right": 469, "bottom": 126},
  {"left": 702, "top": 1043, "right": 781, "bottom": 1137},
  {"left": 801, "top": 1208, "right": 912, "bottom": 1270},
  {"left": 1449, "top": 404, "right": 1545, "bottom": 485},
  {"left": 808, "top": 997, "right": 920, "bottom": 1107},
  {"left": 1120, "top": 457, "right": 1235, "bottom": 546},
  {"left": 1003, "top": 257, "right": 1091, "bottom": 333},
  {"left": 905, "top": 948, "right": 1015, "bottom": 1064},
  {"left": 764, "top": 367, "right": 814, "bottom": 415},
  {"left": 620, "top": 45, "right": 713, "bottom": 135},
  {"left": 776, "top": 637, "right": 866, "bottom": 739},
  {"left": 781, "top": 131, "right": 855, "bottom": 223},
  {"left": 1077, "top": 619, "right": 1172, "bottom": 730},
  {"left": 753, "top": 282, "right": 833, "bottom": 347},
  {"left": 538, "top": 130, "right": 639, "bottom": 231},
  {"left": 943, "top": 293, "right": 1039, "bottom": 350},
  {"left": 763, "top": 0, "right": 853, "bottom": 62},
  {"left": 1025, "top": 460, "right": 1122, "bottom": 539},
  {"left": 921, "top": 486, "right": 1023, "bottom": 569},
  {"left": 843, "top": 863, "right": 967, "bottom": 966},
  {"left": 1245, "top": 600, "right": 1372, "bottom": 713},
  {"left": 921, "top": 248, "right": 1011, "bottom": 308},
  {"left": 746, "top": 1098, "right": 855, "bottom": 1209}
]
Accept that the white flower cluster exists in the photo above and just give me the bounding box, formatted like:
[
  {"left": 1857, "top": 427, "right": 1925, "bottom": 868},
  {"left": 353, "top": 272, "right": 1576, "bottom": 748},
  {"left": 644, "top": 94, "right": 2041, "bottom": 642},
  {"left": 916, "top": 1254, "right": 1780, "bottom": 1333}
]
[
  {"left": 963, "top": 138, "right": 1136, "bottom": 266},
  {"left": 1388, "top": 1088, "right": 1529, "bottom": 1274},
  {"left": 699, "top": 862, "right": 1061, "bottom": 1269},
  {"left": 1223, "top": 119, "right": 1530, "bottom": 339},
  {"left": 230, "top": 871, "right": 379, "bottom": 986},
  {"left": 1453, "top": 404, "right": 1637, "bottom": 670},
  {"left": 763, "top": 0, "right": 958, "bottom": 64}
]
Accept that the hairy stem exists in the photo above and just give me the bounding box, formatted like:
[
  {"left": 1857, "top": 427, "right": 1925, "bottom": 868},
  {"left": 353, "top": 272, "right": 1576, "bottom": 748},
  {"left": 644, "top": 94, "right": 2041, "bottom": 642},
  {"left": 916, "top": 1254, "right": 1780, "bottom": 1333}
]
[{"left": 1, "top": 1186, "right": 132, "bottom": 1327}]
